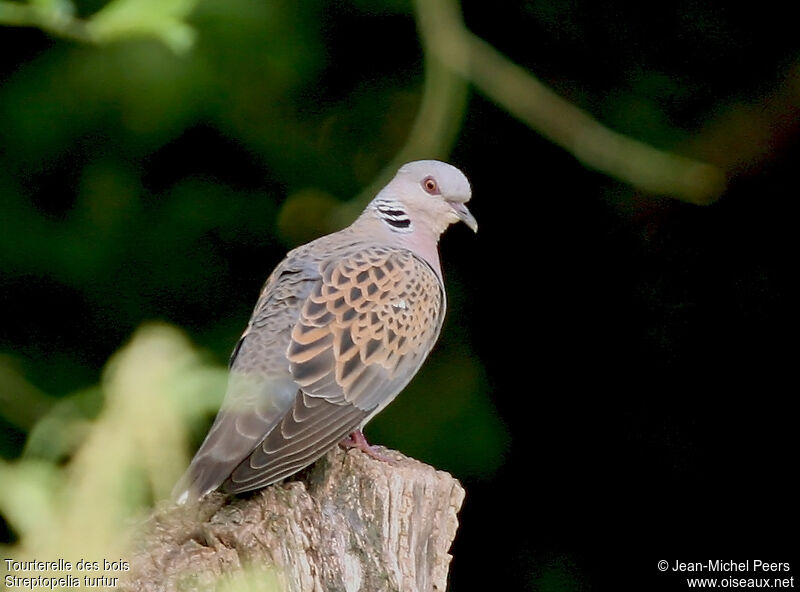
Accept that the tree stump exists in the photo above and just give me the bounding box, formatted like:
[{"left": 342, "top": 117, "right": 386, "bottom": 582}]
[{"left": 122, "top": 446, "right": 465, "bottom": 591}]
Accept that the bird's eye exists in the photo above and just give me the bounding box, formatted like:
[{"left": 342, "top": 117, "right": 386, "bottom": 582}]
[{"left": 422, "top": 176, "right": 440, "bottom": 195}]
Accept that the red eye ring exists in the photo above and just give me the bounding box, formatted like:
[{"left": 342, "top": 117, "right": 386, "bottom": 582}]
[{"left": 422, "top": 176, "right": 440, "bottom": 195}]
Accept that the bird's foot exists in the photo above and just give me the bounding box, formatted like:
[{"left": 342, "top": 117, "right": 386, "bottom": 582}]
[{"left": 339, "top": 430, "right": 394, "bottom": 463}]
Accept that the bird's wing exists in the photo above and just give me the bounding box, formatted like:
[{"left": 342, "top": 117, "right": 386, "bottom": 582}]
[
  {"left": 222, "top": 246, "right": 445, "bottom": 494},
  {"left": 172, "top": 253, "right": 319, "bottom": 503}
]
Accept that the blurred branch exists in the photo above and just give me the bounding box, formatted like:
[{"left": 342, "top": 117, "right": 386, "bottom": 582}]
[
  {"left": 0, "top": 0, "right": 91, "bottom": 42},
  {"left": 415, "top": 0, "right": 727, "bottom": 205},
  {"left": 0, "top": 0, "right": 197, "bottom": 53},
  {"left": 692, "top": 63, "right": 800, "bottom": 176},
  {"left": 335, "top": 0, "right": 470, "bottom": 224},
  {"left": 408, "top": 0, "right": 470, "bottom": 159}
]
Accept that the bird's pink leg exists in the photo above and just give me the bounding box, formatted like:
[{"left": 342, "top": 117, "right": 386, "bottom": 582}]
[{"left": 339, "top": 430, "right": 393, "bottom": 463}]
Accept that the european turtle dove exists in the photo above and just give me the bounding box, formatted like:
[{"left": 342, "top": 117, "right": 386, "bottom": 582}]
[{"left": 174, "top": 160, "right": 476, "bottom": 503}]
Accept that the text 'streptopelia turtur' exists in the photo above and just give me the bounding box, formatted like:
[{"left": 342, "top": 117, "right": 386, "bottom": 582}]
[{"left": 173, "top": 160, "right": 476, "bottom": 504}]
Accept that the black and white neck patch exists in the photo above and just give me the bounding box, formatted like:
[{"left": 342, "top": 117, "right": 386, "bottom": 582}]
[{"left": 373, "top": 199, "right": 413, "bottom": 232}]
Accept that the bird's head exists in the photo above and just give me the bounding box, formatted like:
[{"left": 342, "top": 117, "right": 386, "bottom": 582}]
[{"left": 370, "top": 160, "right": 477, "bottom": 236}]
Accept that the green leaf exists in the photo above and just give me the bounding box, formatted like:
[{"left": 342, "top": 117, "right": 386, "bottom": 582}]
[
  {"left": 0, "top": 460, "right": 62, "bottom": 538},
  {"left": 27, "top": 0, "right": 74, "bottom": 17},
  {"left": 86, "top": 0, "right": 199, "bottom": 53}
]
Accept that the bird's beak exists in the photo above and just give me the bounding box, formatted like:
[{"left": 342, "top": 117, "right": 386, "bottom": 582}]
[{"left": 448, "top": 201, "right": 478, "bottom": 233}]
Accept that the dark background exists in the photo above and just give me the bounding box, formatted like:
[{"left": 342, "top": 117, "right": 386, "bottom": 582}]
[{"left": 1, "top": 0, "right": 797, "bottom": 590}]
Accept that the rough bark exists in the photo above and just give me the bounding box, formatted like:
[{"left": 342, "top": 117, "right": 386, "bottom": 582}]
[{"left": 122, "top": 446, "right": 465, "bottom": 592}]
